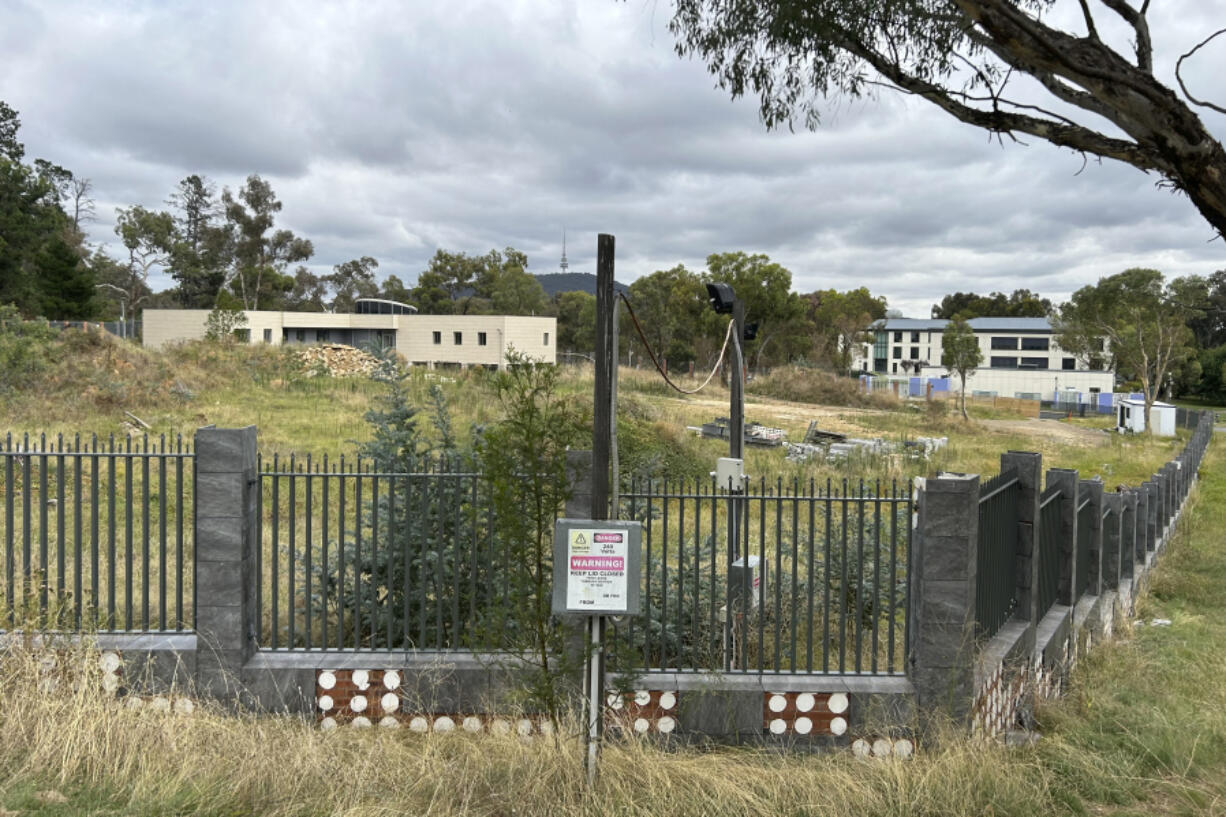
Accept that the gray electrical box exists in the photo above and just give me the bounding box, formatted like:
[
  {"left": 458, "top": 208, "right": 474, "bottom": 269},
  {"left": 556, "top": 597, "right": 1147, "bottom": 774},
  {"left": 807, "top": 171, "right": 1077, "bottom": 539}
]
[
  {"left": 552, "top": 518, "right": 642, "bottom": 616},
  {"left": 728, "top": 555, "right": 766, "bottom": 614}
]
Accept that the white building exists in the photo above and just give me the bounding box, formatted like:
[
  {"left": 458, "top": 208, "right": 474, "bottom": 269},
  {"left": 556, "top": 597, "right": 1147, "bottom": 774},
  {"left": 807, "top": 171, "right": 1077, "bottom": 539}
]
[
  {"left": 142, "top": 300, "right": 556, "bottom": 370},
  {"left": 853, "top": 317, "right": 1114, "bottom": 400},
  {"left": 1116, "top": 397, "right": 1176, "bottom": 436}
]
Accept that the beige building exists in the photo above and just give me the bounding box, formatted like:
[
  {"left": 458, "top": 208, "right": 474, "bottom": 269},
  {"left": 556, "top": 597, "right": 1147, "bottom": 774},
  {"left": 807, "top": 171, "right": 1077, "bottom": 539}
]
[{"left": 142, "top": 305, "right": 556, "bottom": 369}]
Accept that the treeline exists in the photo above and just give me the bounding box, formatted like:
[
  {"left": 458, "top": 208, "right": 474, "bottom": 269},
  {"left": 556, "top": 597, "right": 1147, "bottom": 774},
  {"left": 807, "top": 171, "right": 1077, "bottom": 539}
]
[{"left": 557, "top": 253, "right": 887, "bottom": 372}]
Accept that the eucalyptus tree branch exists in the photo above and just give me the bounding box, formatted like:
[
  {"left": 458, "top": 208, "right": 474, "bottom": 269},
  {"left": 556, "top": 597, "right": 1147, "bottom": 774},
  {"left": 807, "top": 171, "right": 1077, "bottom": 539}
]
[{"left": 1175, "top": 28, "right": 1226, "bottom": 116}]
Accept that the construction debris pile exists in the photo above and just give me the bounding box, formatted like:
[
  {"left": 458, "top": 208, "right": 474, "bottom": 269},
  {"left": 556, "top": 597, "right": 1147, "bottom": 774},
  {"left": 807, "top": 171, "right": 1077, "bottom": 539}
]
[
  {"left": 695, "top": 417, "right": 947, "bottom": 463},
  {"left": 785, "top": 422, "right": 948, "bottom": 463},
  {"left": 296, "top": 344, "right": 381, "bottom": 377},
  {"left": 699, "top": 417, "right": 786, "bottom": 447}
]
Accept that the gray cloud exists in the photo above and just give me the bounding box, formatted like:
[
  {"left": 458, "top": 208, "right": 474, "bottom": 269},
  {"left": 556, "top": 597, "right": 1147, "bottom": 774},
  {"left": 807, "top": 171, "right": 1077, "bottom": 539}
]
[{"left": 2, "top": 0, "right": 1223, "bottom": 320}]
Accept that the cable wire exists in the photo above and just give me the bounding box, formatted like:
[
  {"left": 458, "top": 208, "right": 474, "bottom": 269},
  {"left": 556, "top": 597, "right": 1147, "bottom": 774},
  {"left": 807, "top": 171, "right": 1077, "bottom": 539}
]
[{"left": 619, "top": 291, "right": 733, "bottom": 395}]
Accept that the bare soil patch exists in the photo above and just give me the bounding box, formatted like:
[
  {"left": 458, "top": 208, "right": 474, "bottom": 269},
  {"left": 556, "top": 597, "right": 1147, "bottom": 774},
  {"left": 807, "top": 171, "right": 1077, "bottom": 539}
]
[{"left": 980, "top": 418, "right": 1108, "bottom": 446}]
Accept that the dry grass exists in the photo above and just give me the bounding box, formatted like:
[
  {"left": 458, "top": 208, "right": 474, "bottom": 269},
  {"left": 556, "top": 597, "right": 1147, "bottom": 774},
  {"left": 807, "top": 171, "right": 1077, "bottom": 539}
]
[{"left": 0, "top": 641, "right": 1063, "bottom": 817}]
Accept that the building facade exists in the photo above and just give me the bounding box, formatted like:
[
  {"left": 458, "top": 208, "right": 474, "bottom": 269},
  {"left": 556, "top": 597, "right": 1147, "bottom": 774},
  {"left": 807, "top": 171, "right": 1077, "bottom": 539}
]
[
  {"left": 853, "top": 317, "right": 1114, "bottom": 398},
  {"left": 142, "top": 306, "right": 556, "bottom": 370}
]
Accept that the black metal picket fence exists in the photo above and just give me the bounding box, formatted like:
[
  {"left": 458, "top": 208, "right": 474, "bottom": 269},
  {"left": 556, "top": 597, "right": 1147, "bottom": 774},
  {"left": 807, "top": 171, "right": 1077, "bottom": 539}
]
[
  {"left": 975, "top": 469, "right": 1019, "bottom": 635},
  {"left": 0, "top": 433, "right": 195, "bottom": 633},
  {"left": 609, "top": 477, "right": 913, "bottom": 675},
  {"left": 256, "top": 454, "right": 511, "bottom": 651}
]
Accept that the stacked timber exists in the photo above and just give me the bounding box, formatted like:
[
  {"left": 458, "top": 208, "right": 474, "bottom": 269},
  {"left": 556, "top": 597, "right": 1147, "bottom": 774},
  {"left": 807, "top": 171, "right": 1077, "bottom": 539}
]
[{"left": 297, "top": 344, "right": 380, "bottom": 377}]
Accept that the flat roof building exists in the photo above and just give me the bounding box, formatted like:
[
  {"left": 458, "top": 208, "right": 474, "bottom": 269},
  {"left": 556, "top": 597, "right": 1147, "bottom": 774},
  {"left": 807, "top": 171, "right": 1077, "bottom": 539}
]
[
  {"left": 853, "top": 316, "right": 1113, "bottom": 399},
  {"left": 142, "top": 307, "right": 556, "bottom": 370}
]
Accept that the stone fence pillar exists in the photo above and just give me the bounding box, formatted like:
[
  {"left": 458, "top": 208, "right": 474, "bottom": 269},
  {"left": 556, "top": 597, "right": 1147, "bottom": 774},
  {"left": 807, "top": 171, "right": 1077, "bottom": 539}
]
[
  {"left": 194, "top": 426, "right": 259, "bottom": 700},
  {"left": 910, "top": 473, "right": 979, "bottom": 732}
]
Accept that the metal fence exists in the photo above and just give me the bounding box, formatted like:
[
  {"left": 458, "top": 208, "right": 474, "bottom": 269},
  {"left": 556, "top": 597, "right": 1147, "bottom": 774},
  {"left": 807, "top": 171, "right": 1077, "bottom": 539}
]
[
  {"left": 257, "top": 454, "right": 509, "bottom": 651},
  {"left": 609, "top": 477, "right": 912, "bottom": 675},
  {"left": 1074, "top": 497, "right": 1093, "bottom": 598},
  {"left": 976, "top": 470, "right": 1019, "bottom": 637},
  {"left": 1036, "top": 485, "right": 1063, "bottom": 615},
  {"left": 0, "top": 433, "right": 195, "bottom": 633}
]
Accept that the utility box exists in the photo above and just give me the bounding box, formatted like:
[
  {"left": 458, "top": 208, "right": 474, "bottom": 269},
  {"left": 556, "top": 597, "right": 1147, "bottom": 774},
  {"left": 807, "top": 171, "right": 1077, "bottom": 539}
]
[
  {"left": 713, "top": 457, "right": 746, "bottom": 490},
  {"left": 728, "top": 555, "right": 766, "bottom": 614}
]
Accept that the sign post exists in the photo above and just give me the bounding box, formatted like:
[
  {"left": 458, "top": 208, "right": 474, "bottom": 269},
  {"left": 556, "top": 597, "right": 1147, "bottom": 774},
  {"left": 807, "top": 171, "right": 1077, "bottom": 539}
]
[{"left": 553, "top": 518, "right": 641, "bottom": 785}]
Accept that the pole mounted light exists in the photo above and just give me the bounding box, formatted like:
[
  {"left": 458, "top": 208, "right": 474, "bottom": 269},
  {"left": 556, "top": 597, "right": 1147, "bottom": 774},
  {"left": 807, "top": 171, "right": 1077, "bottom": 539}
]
[
  {"left": 706, "top": 282, "right": 736, "bottom": 315},
  {"left": 95, "top": 283, "right": 128, "bottom": 339}
]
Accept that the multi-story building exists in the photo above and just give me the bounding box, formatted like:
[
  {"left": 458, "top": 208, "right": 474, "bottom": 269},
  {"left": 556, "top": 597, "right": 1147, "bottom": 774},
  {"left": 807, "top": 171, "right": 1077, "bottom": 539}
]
[
  {"left": 853, "top": 317, "right": 1113, "bottom": 399},
  {"left": 142, "top": 299, "right": 556, "bottom": 370}
]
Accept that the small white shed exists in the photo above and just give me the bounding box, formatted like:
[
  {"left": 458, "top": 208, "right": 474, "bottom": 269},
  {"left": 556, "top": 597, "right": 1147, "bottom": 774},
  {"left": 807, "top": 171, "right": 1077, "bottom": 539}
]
[{"left": 1116, "top": 397, "right": 1176, "bottom": 437}]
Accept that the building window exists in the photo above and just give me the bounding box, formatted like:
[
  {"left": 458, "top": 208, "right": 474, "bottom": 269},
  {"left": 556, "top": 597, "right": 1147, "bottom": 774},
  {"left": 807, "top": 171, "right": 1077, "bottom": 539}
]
[
  {"left": 295, "top": 329, "right": 305, "bottom": 343},
  {"left": 892, "top": 347, "right": 902, "bottom": 359},
  {"left": 433, "top": 331, "right": 441, "bottom": 345},
  {"left": 234, "top": 328, "right": 250, "bottom": 343},
  {"left": 910, "top": 346, "right": 919, "bottom": 359},
  {"left": 543, "top": 332, "right": 549, "bottom": 346},
  {"left": 893, "top": 331, "right": 902, "bottom": 342},
  {"left": 263, "top": 328, "right": 272, "bottom": 343},
  {"left": 1021, "top": 337, "right": 1049, "bottom": 351},
  {"left": 910, "top": 331, "right": 920, "bottom": 343},
  {"left": 454, "top": 331, "right": 462, "bottom": 345},
  {"left": 1018, "top": 357, "right": 1047, "bottom": 369},
  {"left": 892, "top": 362, "right": 898, "bottom": 373},
  {"left": 318, "top": 330, "right": 329, "bottom": 343},
  {"left": 990, "top": 356, "right": 1018, "bottom": 369},
  {"left": 478, "top": 331, "right": 487, "bottom": 346},
  {"left": 377, "top": 330, "right": 396, "bottom": 349},
  {"left": 991, "top": 337, "right": 1018, "bottom": 350},
  {"left": 1062, "top": 358, "right": 1076, "bottom": 370}
]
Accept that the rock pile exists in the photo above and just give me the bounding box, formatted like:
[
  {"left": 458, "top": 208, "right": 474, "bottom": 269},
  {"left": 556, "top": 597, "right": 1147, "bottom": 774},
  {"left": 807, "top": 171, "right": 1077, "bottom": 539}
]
[{"left": 297, "top": 344, "right": 380, "bottom": 377}]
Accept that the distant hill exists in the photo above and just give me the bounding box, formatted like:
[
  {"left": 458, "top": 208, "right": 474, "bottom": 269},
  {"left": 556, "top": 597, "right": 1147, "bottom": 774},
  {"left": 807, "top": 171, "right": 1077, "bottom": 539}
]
[{"left": 534, "top": 272, "right": 629, "bottom": 298}]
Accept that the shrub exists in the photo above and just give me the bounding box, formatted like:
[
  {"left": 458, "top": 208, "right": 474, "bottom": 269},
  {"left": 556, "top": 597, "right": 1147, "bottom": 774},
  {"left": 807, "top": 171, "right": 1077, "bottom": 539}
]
[{"left": 747, "top": 366, "right": 899, "bottom": 409}]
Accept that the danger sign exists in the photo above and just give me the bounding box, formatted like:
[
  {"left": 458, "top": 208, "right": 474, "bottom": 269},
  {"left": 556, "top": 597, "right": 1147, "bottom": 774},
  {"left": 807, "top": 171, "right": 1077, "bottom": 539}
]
[{"left": 552, "top": 520, "right": 641, "bottom": 616}]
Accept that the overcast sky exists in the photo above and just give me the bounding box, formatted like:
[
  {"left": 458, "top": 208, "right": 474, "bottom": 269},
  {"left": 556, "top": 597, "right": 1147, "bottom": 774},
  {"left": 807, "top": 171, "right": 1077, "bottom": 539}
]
[{"left": 3, "top": 0, "right": 1224, "bottom": 317}]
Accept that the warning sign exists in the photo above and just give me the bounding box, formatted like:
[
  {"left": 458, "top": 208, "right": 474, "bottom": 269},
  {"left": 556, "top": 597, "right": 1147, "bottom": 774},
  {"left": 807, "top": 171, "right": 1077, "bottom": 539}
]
[
  {"left": 553, "top": 519, "right": 641, "bottom": 616},
  {"left": 566, "top": 529, "right": 628, "bottom": 611}
]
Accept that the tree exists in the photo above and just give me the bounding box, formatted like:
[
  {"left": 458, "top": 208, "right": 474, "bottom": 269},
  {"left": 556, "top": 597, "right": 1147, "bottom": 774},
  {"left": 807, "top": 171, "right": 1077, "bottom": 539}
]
[
  {"left": 411, "top": 247, "right": 542, "bottom": 315},
  {"left": 931, "top": 289, "right": 1051, "bottom": 320},
  {"left": 0, "top": 101, "right": 83, "bottom": 317},
  {"left": 624, "top": 265, "right": 706, "bottom": 370},
  {"left": 167, "top": 175, "right": 232, "bottom": 308},
  {"left": 411, "top": 249, "right": 485, "bottom": 314},
  {"left": 669, "top": 1, "right": 1226, "bottom": 239},
  {"left": 222, "top": 175, "right": 313, "bottom": 310},
  {"left": 488, "top": 266, "right": 549, "bottom": 315},
  {"left": 0, "top": 100, "right": 23, "bottom": 163},
  {"left": 114, "top": 205, "right": 175, "bottom": 315},
  {"left": 204, "top": 307, "right": 249, "bottom": 342},
  {"left": 941, "top": 315, "right": 982, "bottom": 420},
  {"left": 1056, "top": 268, "right": 1195, "bottom": 431},
  {"left": 380, "top": 274, "right": 413, "bottom": 305},
  {"left": 554, "top": 290, "right": 597, "bottom": 356},
  {"left": 326, "top": 256, "right": 379, "bottom": 312},
  {"left": 705, "top": 251, "right": 801, "bottom": 369},
  {"left": 806, "top": 287, "right": 888, "bottom": 371},
  {"left": 36, "top": 237, "right": 95, "bottom": 320},
  {"left": 1194, "top": 344, "right": 1226, "bottom": 403},
  {"left": 284, "top": 266, "right": 328, "bottom": 312}
]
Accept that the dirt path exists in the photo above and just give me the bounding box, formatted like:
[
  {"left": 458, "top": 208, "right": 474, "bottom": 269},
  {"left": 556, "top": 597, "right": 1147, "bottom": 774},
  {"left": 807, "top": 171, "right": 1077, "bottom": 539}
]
[{"left": 979, "top": 418, "right": 1108, "bottom": 445}]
